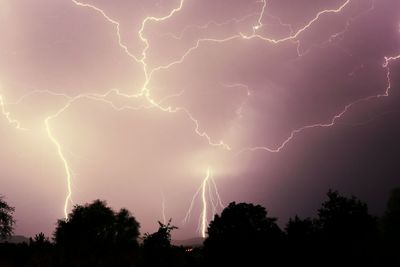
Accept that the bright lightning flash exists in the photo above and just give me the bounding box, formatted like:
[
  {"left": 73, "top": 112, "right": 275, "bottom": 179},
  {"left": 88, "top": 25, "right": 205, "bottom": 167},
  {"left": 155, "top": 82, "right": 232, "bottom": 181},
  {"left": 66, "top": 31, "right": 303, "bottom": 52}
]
[{"left": 201, "top": 167, "right": 211, "bottom": 238}]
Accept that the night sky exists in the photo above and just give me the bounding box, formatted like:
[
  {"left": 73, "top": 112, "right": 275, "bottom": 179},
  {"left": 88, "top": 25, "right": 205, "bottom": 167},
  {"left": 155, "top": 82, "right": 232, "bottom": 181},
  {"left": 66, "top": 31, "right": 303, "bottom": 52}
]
[{"left": 0, "top": 0, "right": 399, "bottom": 239}]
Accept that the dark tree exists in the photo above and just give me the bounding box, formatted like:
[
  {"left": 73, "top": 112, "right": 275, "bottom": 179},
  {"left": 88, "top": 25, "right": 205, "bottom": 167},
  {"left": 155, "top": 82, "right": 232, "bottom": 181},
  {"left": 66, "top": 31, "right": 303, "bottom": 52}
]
[
  {"left": 29, "top": 232, "right": 51, "bottom": 246},
  {"left": 316, "top": 190, "right": 378, "bottom": 266},
  {"left": 204, "top": 202, "right": 284, "bottom": 265},
  {"left": 53, "top": 200, "right": 140, "bottom": 266},
  {"left": 142, "top": 219, "right": 177, "bottom": 250},
  {"left": 317, "top": 190, "right": 377, "bottom": 240},
  {"left": 286, "top": 216, "right": 316, "bottom": 240},
  {"left": 54, "top": 200, "right": 139, "bottom": 247},
  {"left": 28, "top": 233, "right": 54, "bottom": 266},
  {"left": 114, "top": 208, "right": 141, "bottom": 247},
  {"left": 381, "top": 187, "right": 400, "bottom": 265},
  {"left": 285, "top": 216, "right": 319, "bottom": 266},
  {"left": 381, "top": 187, "right": 400, "bottom": 242},
  {"left": 0, "top": 195, "right": 15, "bottom": 240},
  {"left": 141, "top": 219, "right": 182, "bottom": 267}
]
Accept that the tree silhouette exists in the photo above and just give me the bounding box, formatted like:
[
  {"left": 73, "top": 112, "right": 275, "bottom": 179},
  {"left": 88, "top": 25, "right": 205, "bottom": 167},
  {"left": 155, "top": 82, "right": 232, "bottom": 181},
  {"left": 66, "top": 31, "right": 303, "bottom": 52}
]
[
  {"left": 204, "top": 202, "right": 284, "bottom": 265},
  {"left": 381, "top": 187, "right": 400, "bottom": 266},
  {"left": 53, "top": 200, "right": 140, "bottom": 266},
  {"left": 285, "top": 216, "right": 319, "bottom": 266},
  {"left": 28, "top": 233, "right": 53, "bottom": 266},
  {"left": 54, "top": 200, "right": 140, "bottom": 248},
  {"left": 141, "top": 219, "right": 181, "bottom": 267},
  {"left": 315, "top": 190, "right": 378, "bottom": 266},
  {"left": 382, "top": 187, "right": 400, "bottom": 242},
  {"left": 286, "top": 216, "right": 316, "bottom": 240},
  {"left": 114, "top": 208, "right": 141, "bottom": 247},
  {"left": 29, "top": 232, "right": 51, "bottom": 246},
  {"left": 142, "top": 219, "right": 177, "bottom": 250},
  {"left": 0, "top": 195, "right": 15, "bottom": 240},
  {"left": 317, "top": 190, "right": 377, "bottom": 240}
]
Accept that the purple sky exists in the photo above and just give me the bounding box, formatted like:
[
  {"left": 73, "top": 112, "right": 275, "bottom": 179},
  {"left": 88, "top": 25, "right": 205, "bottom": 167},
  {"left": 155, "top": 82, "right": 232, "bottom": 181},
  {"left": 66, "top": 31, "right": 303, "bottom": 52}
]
[{"left": 0, "top": 0, "right": 399, "bottom": 239}]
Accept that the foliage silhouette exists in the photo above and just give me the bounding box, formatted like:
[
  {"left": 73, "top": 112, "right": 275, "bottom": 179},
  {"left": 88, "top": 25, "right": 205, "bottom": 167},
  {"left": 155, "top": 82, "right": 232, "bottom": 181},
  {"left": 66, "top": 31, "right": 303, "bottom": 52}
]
[
  {"left": 382, "top": 187, "right": 400, "bottom": 242},
  {"left": 286, "top": 215, "right": 316, "bottom": 240},
  {"left": 29, "top": 233, "right": 51, "bottom": 247},
  {"left": 204, "top": 202, "right": 284, "bottom": 265},
  {"left": 317, "top": 190, "right": 377, "bottom": 239},
  {"left": 381, "top": 187, "right": 400, "bottom": 265},
  {"left": 315, "top": 190, "right": 379, "bottom": 266},
  {"left": 54, "top": 199, "right": 140, "bottom": 248},
  {"left": 0, "top": 189, "right": 399, "bottom": 266},
  {"left": 285, "top": 216, "right": 319, "bottom": 266},
  {"left": 142, "top": 219, "right": 177, "bottom": 250},
  {"left": 141, "top": 219, "right": 182, "bottom": 267},
  {"left": 54, "top": 199, "right": 140, "bottom": 266},
  {"left": 0, "top": 195, "right": 15, "bottom": 240}
]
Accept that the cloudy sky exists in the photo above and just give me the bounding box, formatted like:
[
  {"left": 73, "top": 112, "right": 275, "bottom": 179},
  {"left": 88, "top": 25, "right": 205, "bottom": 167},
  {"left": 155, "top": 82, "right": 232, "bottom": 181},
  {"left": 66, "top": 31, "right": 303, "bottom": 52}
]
[{"left": 0, "top": 0, "right": 399, "bottom": 239}]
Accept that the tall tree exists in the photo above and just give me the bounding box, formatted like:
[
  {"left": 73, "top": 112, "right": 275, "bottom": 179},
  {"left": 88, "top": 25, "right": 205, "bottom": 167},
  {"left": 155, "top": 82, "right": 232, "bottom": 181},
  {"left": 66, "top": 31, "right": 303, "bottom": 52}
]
[{"left": 0, "top": 195, "right": 15, "bottom": 240}]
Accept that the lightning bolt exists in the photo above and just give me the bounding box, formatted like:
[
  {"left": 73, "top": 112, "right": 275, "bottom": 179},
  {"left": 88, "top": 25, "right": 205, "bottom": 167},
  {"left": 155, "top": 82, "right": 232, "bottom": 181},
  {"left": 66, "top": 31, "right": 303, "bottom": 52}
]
[
  {"left": 71, "top": 0, "right": 141, "bottom": 63},
  {"left": 160, "top": 12, "right": 259, "bottom": 41},
  {"left": 239, "top": 53, "right": 400, "bottom": 154},
  {"left": 200, "top": 167, "right": 211, "bottom": 238},
  {"left": 295, "top": 0, "right": 375, "bottom": 57},
  {"left": 70, "top": 0, "right": 229, "bottom": 149},
  {"left": 248, "top": 0, "right": 351, "bottom": 43},
  {"left": 45, "top": 114, "right": 73, "bottom": 218},
  {"left": 151, "top": 0, "right": 352, "bottom": 70},
  {"left": 0, "top": 94, "right": 27, "bottom": 131},
  {"left": 183, "top": 166, "right": 224, "bottom": 238},
  {"left": 253, "top": 0, "right": 267, "bottom": 31}
]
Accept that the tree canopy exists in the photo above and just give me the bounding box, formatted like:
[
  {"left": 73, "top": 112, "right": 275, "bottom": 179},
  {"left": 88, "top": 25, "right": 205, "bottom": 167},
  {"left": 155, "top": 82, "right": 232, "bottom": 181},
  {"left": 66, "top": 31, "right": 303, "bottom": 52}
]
[
  {"left": 382, "top": 187, "right": 400, "bottom": 242},
  {"left": 0, "top": 196, "right": 15, "bottom": 240},
  {"left": 314, "top": 190, "right": 378, "bottom": 266},
  {"left": 54, "top": 199, "right": 140, "bottom": 248},
  {"left": 381, "top": 188, "right": 400, "bottom": 265},
  {"left": 141, "top": 220, "right": 179, "bottom": 267},
  {"left": 142, "top": 219, "right": 177, "bottom": 250},
  {"left": 317, "top": 190, "right": 377, "bottom": 241},
  {"left": 204, "top": 202, "right": 284, "bottom": 265}
]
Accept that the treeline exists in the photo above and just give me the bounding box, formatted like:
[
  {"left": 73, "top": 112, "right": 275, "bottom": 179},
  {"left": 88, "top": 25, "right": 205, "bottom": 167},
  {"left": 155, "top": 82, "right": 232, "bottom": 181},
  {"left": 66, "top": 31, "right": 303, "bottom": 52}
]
[{"left": 0, "top": 188, "right": 399, "bottom": 267}]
